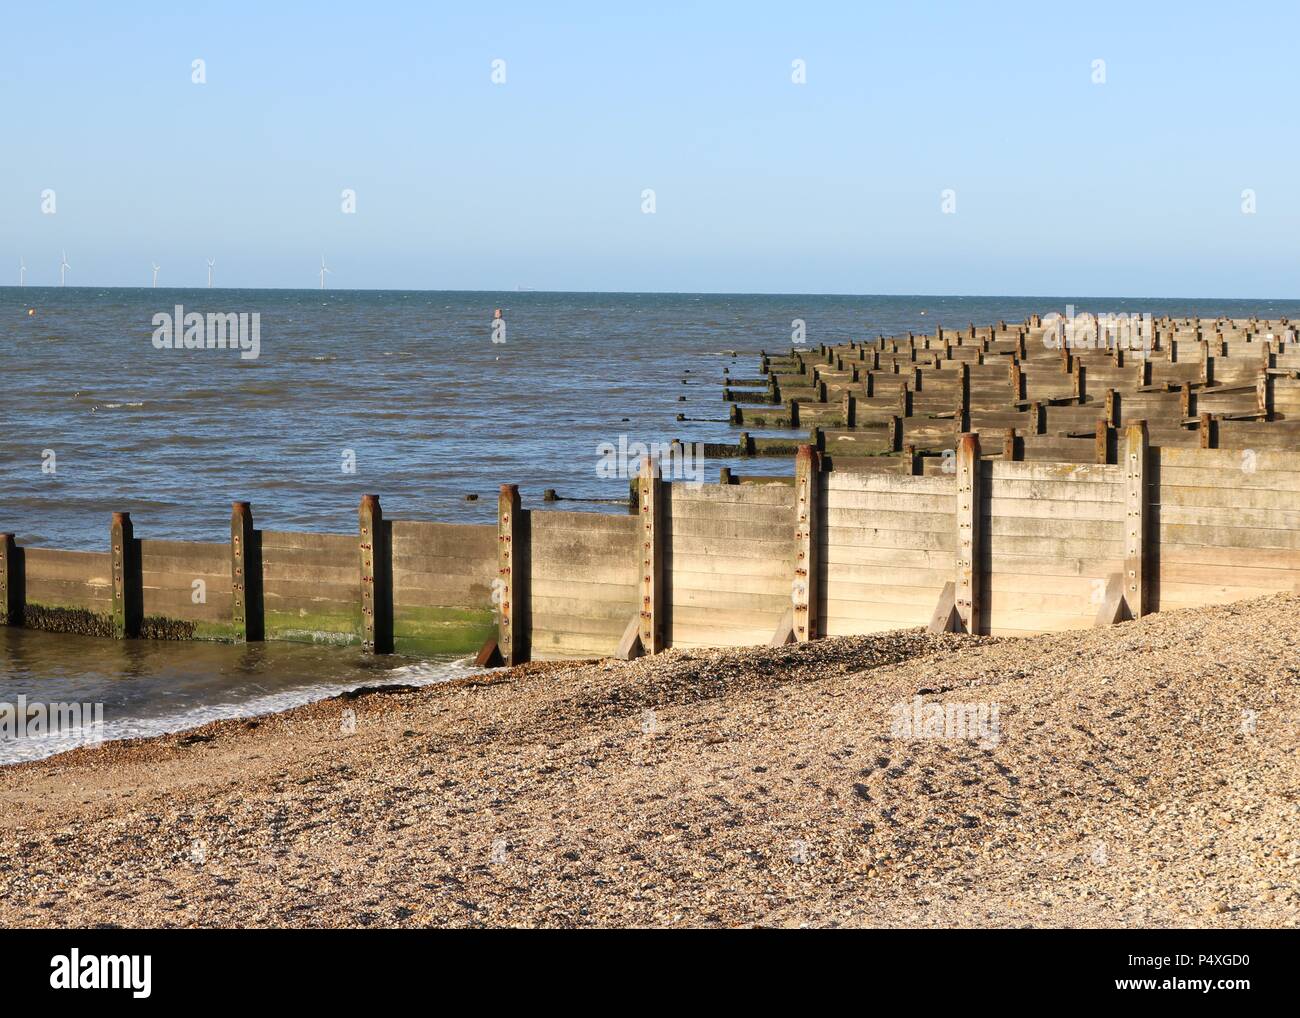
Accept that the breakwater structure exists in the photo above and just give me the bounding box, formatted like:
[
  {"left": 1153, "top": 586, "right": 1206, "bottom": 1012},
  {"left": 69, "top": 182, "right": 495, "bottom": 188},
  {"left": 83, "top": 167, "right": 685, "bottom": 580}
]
[{"left": 4, "top": 315, "right": 1300, "bottom": 661}]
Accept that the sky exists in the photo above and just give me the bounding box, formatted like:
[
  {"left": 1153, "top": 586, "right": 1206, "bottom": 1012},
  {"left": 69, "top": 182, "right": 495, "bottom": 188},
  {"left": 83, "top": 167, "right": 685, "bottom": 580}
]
[{"left": 1, "top": 1, "right": 1297, "bottom": 296}]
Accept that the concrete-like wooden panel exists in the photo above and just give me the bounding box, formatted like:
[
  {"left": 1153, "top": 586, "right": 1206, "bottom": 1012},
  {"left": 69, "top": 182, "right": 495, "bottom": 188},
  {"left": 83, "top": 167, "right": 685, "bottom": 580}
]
[{"left": 527, "top": 511, "right": 637, "bottom": 662}]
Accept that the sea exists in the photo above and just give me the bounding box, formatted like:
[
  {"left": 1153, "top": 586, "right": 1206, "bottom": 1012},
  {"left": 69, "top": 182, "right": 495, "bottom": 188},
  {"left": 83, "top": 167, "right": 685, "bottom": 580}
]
[{"left": 4, "top": 287, "right": 1299, "bottom": 761}]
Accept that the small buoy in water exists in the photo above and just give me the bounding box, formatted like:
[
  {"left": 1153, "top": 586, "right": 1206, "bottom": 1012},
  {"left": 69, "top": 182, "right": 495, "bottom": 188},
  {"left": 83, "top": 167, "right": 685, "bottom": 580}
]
[
  {"left": 464, "top": 493, "right": 479, "bottom": 502},
  {"left": 920, "top": 310, "right": 927, "bottom": 316},
  {"left": 677, "top": 395, "right": 686, "bottom": 401},
  {"left": 27, "top": 308, "right": 35, "bottom": 316}
]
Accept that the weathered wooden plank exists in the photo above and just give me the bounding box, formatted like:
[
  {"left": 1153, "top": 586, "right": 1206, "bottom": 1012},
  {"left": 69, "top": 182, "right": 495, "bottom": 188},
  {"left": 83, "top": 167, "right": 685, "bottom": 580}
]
[{"left": 667, "top": 483, "right": 796, "bottom": 507}]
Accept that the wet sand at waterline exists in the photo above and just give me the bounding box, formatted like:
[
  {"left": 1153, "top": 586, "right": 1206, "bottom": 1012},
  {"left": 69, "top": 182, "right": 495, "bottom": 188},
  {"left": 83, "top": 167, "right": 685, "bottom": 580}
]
[{"left": 1, "top": 596, "right": 1296, "bottom": 929}]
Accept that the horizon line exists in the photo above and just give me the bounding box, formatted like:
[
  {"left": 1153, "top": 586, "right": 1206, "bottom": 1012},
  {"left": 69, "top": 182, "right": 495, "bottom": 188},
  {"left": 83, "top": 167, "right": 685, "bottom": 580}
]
[{"left": 3, "top": 284, "right": 1300, "bottom": 303}]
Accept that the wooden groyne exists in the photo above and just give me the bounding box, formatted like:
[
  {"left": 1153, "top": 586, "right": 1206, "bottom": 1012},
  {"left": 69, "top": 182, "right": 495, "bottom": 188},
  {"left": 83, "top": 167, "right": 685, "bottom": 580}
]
[
  {"left": 4, "top": 316, "right": 1300, "bottom": 659},
  {"left": 726, "top": 315, "right": 1300, "bottom": 466}
]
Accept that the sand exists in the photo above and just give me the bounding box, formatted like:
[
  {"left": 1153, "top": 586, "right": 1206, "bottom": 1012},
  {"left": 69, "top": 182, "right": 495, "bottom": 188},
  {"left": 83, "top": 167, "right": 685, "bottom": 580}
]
[{"left": 0, "top": 596, "right": 1297, "bottom": 928}]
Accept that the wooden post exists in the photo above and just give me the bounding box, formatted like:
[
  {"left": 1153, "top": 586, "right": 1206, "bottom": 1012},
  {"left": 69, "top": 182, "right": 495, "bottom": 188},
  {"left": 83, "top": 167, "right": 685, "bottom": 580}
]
[
  {"left": 955, "top": 433, "right": 981, "bottom": 635},
  {"left": 1257, "top": 372, "right": 1273, "bottom": 420},
  {"left": 110, "top": 511, "right": 141, "bottom": 639},
  {"left": 1030, "top": 401, "right": 1045, "bottom": 435},
  {"left": 1009, "top": 360, "right": 1023, "bottom": 401},
  {"left": 638, "top": 457, "right": 664, "bottom": 654},
  {"left": 889, "top": 415, "right": 902, "bottom": 451},
  {"left": 230, "top": 501, "right": 263, "bottom": 641},
  {"left": 1199, "top": 413, "right": 1216, "bottom": 449},
  {"left": 358, "top": 494, "right": 392, "bottom": 654},
  {"left": 1104, "top": 388, "right": 1118, "bottom": 427},
  {"left": 1073, "top": 361, "right": 1086, "bottom": 403},
  {"left": 1095, "top": 420, "right": 1111, "bottom": 464},
  {"left": 0, "top": 533, "right": 19, "bottom": 627},
  {"left": 1123, "top": 422, "right": 1147, "bottom": 618},
  {"left": 497, "top": 484, "right": 526, "bottom": 665},
  {"left": 843, "top": 392, "right": 857, "bottom": 428},
  {"left": 1003, "top": 428, "right": 1016, "bottom": 461},
  {"left": 792, "top": 445, "right": 820, "bottom": 642}
]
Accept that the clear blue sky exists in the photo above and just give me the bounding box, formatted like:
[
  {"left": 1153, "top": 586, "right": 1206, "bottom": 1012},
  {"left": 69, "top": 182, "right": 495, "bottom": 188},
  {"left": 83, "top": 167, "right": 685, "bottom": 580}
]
[{"left": 2, "top": 1, "right": 1296, "bottom": 295}]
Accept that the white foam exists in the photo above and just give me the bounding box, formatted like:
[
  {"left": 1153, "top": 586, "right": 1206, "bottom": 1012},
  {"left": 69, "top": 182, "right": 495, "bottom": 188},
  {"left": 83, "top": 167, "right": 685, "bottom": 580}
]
[{"left": 0, "top": 657, "right": 481, "bottom": 766}]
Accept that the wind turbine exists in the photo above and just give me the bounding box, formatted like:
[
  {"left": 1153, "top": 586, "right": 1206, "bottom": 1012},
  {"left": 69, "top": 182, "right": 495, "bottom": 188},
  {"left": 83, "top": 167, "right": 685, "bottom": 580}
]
[
  {"left": 19, "top": 257, "right": 25, "bottom": 287},
  {"left": 151, "top": 262, "right": 160, "bottom": 288},
  {"left": 59, "top": 251, "right": 70, "bottom": 287},
  {"left": 319, "top": 255, "right": 330, "bottom": 290},
  {"left": 206, "top": 257, "right": 215, "bottom": 288}
]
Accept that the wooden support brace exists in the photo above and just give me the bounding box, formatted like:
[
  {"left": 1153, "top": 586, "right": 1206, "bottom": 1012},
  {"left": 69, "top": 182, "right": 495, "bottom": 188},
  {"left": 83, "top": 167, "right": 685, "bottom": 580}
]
[
  {"left": 474, "top": 636, "right": 504, "bottom": 668},
  {"left": 615, "top": 614, "right": 643, "bottom": 661},
  {"left": 927, "top": 581, "right": 961, "bottom": 634},
  {"left": 1093, "top": 572, "right": 1130, "bottom": 626},
  {"left": 769, "top": 606, "right": 795, "bottom": 646}
]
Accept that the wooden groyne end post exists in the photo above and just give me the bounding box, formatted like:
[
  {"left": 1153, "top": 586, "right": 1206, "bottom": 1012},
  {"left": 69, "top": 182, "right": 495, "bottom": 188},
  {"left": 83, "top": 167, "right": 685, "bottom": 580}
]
[
  {"left": 0, "top": 533, "right": 19, "bottom": 627},
  {"left": 1124, "top": 422, "right": 1148, "bottom": 618},
  {"left": 497, "top": 484, "right": 527, "bottom": 665},
  {"left": 637, "top": 456, "right": 665, "bottom": 655},
  {"left": 955, "top": 433, "right": 981, "bottom": 635},
  {"left": 792, "top": 444, "right": 821, "bottom": 642},
  {"left": 231, "top": 501, "right": 263, "bottom": 642},
  {"left": 359, "top": 494, "right": 393, "bottom": 654},
  {"left": 110, "top": 511, "right": 141, "bottom": 639}
]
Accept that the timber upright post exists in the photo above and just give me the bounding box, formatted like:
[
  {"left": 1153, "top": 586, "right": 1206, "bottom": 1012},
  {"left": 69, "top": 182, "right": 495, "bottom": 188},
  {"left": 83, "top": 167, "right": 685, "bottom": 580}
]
[
  {"left": 110, "top": 511, "right": 141, "bottom": 639},
  {"left": 231, "top": 501, "right": 263, "bottom": 641},
  {"left": 955, "top": 433, "right": 981, "bottom": 635},
  {"left": 637, "top": 456, "right": 664, "bottom": 654},
  {"left": 792, "top": 444, "right": 821, "bottom": 642},
  {"left": 358, "top": 495, "right": 392, "bottom": 653},
  {"left": 1123, "top": 422, "right": 1148, "bottom": 618},
  {"left": 0, "top": 533, "right": 19, "bottom": 627},
  {"left": 497, "top": 484, "right": 527, "bottom": 665}
]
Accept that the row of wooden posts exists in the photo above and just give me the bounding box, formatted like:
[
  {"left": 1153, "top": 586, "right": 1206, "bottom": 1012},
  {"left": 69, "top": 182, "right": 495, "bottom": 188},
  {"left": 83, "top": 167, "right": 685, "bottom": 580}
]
[{"left": 1, "top": 423, "right": 1150, "bottom": 658}]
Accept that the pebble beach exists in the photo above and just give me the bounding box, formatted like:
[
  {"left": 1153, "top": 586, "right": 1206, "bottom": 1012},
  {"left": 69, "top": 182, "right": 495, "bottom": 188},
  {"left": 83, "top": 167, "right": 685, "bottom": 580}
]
[{"left": 1, "top": 596, "right": 1296, "bottom": 929}]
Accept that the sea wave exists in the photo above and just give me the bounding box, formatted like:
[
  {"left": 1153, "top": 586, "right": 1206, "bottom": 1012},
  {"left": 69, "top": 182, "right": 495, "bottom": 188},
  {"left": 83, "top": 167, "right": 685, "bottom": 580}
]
[{"left": 0, "top": 656, "right": 480, "bottom": 766}]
